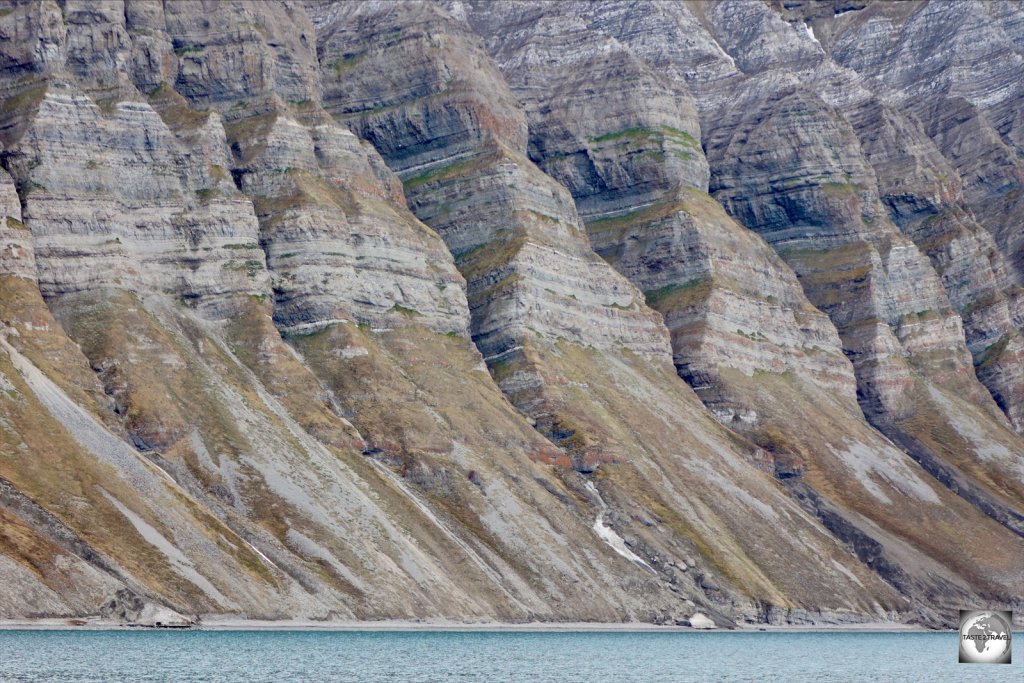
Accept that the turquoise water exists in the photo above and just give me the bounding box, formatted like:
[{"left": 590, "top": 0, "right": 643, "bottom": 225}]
[{"left": 0, "top": 630, "right": 1019, "bottom": 682}]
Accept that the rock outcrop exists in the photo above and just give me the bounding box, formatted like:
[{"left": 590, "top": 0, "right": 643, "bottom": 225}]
[
  {"left": 0, "top": 0, "right": 1021, "bottom": 629},
  {"left": 819, "top": 0, "right": 1024, "bottom": 435},
  {"left": 463, "top": 0, "right": 1024, "bottom": 623},
  {"left": 312, "top": 0, "right": 672, "bottom": 365}
]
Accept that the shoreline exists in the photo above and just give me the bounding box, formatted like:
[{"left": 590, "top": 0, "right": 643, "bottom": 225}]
[{"left": 0, "top": 617, "right": 941, "bottom": 633}]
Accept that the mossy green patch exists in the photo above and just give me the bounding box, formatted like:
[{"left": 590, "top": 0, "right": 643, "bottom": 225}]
[
  {"left": 475, "top": 273, "right": 523, "bottom": 303},
  {"left": 196, "top": 187, "right": 219, "bottom": 203},
  {"left": 148, "top": 82, "right": 211, "bottom": 131},
  {"left": 456, "top": 235, "right": 528, "bottom": 284},
  {"left": 402, "top": 154, "right": 492, "bottom": 191},
  {"left": 642, "top": 277, "right": 715, "bottom": 314},
  {"left": 524, "top": 208, "right": 561, "bottom": 224},
  {"left": 390, "top": 303, "right": 421, "bottom": 317},
  {"left": 590, "top": 125, "right": 701, "bottom": 150},
  {"left": 977, "top": 332, "right": 1014, "bottom": 370},
  {"left": 820, "top": 181, "right": 862, "bottom": 197},
  {"left": 330, "top": 54, "right": 365, "bottom": 74},
  {"left": 586, "top": 198, "right": 685, "bottom": 242},
  {"left": 252, "top": 168, "right": 362, "bottom": 224},
  {"left": 644, "top": 278, "right": 706, "bottom": 306},
  {"left": 0, "top": 82, "right": 47, "bottom": 119}
]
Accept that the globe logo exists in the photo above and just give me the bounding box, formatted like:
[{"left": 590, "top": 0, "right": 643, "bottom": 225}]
[{"left": 959, "top": 610, "right": 1012, "bottom": 664}]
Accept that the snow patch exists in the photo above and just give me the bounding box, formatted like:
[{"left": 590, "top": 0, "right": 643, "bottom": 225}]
[
  {"left": 132, "top": 603, "right": 191, "bottom": 628},
  {"left": 585, "top": 481, "right": 656, "bottom": 574},
  {"left": 244, "top": 540, "right": 280, "bottom": 572},
  {"left": 803, "top": 22, "right": 822, "bottom": 47},
  {"left": 687, "top": 612, "right": 716, "bottom": 629},
  {"left": 335, "top": 346, "right": 369, "bottom": 359}
]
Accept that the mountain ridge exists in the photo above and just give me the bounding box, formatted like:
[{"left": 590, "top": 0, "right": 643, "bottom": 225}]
[{"left": 0, "top": 0, "right": 1020, "bottom": 629}]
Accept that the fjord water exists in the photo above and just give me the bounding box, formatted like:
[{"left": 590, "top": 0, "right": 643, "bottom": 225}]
[{"left": 1, "top": 630, "right": 1020, "bottom": 682}]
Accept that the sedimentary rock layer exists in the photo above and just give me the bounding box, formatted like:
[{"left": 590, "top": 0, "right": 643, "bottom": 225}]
[
  {"left": 464, "top": 0, "right": 1024, "bottom": 621},
  {"left": 0, "top": 0, "right": 1019, "bottom": 628}
]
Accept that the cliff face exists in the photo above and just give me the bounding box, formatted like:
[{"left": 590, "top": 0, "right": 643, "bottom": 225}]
[
  {"left": 462, "top": 0, "right": 1024, "bottom": 622},
  {"left": 0, "top": 0, "right": 1020, "bottom": 628}
]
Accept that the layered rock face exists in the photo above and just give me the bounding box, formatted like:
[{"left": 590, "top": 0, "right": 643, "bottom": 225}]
[
  {"left": 693, "top": 0, "right": 1024, "bottom": 532},
  {"left": 819, "top": 0, "right": 1024, "bottom": 435},
  {"left": 0, "top": 171, "right": 32, "bottom": 280},
  {"left": 0, "top": 0, "right": 1021, "bottom": 629},
  {"left": 463, "top": 0, "right": 1024, "bottom": 622},
  {"left": 0, "top": 0, "right": 698, "bottom": 622},
  {"left": 464, "top": 0, "right": 857, "bottom": 411},
  {"left": 307, "top": 1, "right": 928, "bottom": 624},
  {"left": 470, "top": 0, "right": 1023, "bottom": 527},
  {"left": 311, "top": 0, "right": 671, "bottom": 365}
]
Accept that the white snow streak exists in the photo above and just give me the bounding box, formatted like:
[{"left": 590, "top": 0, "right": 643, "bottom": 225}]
[
  {"left": 244, "top": 540, "right": 280, "bottom": 572},
  {"left": 585, "top": 481, "right": 656, "bottom": 574},
  {"left": 803, "top": 22, "right": 821, "bottom": 47}
]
